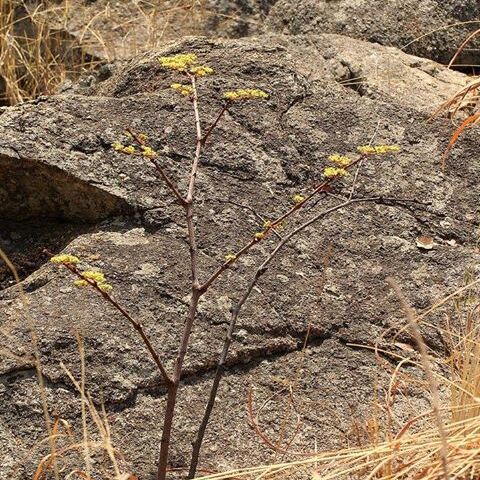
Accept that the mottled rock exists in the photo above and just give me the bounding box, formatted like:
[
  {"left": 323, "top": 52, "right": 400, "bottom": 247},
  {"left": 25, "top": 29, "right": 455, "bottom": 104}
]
[
  {"left": 0, "top": 35, "right": 479, "bottom": 478},
  {"left": 267, "top": 0, "right": 480, "bottom": 65}
]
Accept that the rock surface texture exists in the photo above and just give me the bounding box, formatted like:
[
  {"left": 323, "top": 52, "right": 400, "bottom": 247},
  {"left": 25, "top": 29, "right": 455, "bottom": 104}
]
[
  {"left": 267, "top": 0, "right": 480, "bottom": 65},
  {"left": 0, "top": 33, "right": 479, "bottom": 478}
]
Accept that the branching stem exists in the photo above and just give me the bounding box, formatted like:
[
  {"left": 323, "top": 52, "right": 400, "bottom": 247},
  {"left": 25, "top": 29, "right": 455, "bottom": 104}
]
[{"left": 188, "top": 195, "right": 425, "bottom": 477}]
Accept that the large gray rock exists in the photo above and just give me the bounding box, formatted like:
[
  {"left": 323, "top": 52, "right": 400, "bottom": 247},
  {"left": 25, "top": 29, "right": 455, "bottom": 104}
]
[
  {"left": 267, "top": 0, "right": 480, "bottom": 65},
  {"left": 0, "top": 34, "right": 478, "bottom": 478}
]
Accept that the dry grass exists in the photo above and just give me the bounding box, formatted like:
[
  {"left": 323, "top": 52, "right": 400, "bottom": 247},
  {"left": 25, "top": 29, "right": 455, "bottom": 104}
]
[
  {"left": 432, "top": 27, "right": 480, "bottom": 165},
  {"left": 0, "top": 0, "right": 211, "bottom": 106},
  {"left": 0, "top": 0, "right": 92, "bottom": 105}
]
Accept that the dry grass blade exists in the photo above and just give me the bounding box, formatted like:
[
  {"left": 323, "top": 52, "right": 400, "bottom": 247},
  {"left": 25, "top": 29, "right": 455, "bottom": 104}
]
[
  {"left": 387, "top": 278, "right": 449, "bottom": 480},
  {"left": 448, "top": 28, "right": 480, "bottom": 69},
  {"left": 441, "top": 112, "right": 480, "bottom": 167}
]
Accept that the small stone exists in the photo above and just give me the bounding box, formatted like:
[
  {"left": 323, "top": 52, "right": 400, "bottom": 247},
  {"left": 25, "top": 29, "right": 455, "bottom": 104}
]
[{"left": 416, "top": 235, "right": 435, "bottom": 250}]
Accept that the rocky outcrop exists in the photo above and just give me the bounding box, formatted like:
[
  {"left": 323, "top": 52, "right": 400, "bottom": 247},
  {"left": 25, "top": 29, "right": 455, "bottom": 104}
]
[
  {"left": 0, "top": 34, "right": 479, "bottom": 478},
  {"left": 267, "top": 0, "right": 480, "bottom": 65}
]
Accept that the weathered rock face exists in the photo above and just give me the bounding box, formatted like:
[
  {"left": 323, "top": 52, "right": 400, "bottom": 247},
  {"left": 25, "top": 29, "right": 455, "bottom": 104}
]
[
  {"left": 266, "top": 0, "right": 480, "bottom": 65},
  {"left": 0, "top": 34, "right": 479, "bottom": 478}
]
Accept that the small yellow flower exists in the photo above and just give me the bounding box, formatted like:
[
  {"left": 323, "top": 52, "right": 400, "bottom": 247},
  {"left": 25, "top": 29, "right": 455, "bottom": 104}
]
[
  {"left": 263, "top": 220, "right": 272, "bottom": 229},
  {"left": 223, "top": 89, "right": 269, "bottom": 101},
  {"left": 292, "top": 194, "right": 305, "bottom": 204},
  {"left": 141, "top": 146, "right": 157, "bottom": 158},
  {"left": 112, "top": 142, "right": 124, "bottom": 152},
  {"left": 50, "top": 254, "right": 80, "bottom": 264},
  {"left": 122, "top": 145, "right": 135, "bottom": 155},
  {"left": 255, "top": 232, "right": 265, "bottom": 240},
  {"left": 82, "top": 271, "right": 106, "bottom": 283},
  {"left": 159, "top": 53, "right": 198, "bottom": 71},
  {"left": 190, "top": 65, "right": 214, "bottom": 77},
  {"left": 98, "top": 283, "right": 113, "bottom": 293},
  {"left": 171, "top": 83, "right": 194, "bottom": 96},
  {"left": 138, "top": 133, "right": 148, "bottom": 142},
  {"left": 357, "top": 145, "right": 400, "bottom": 154},
  {"left": 224, "top": 253, "right": 237, "bottom": 262},
  {"left": 323, "top": 167, "right": 348, "bottom": 178},
  {"left": 328, "top": 154, "right": 351, "bottom": 167},
  {"left": 74, "top": 270, "right": 112, "bottom": 291}
]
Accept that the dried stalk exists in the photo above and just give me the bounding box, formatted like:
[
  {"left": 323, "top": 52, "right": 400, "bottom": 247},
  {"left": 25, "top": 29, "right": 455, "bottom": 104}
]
[{"left": 387, "top": 278, "right": 449, "bottom": 480}]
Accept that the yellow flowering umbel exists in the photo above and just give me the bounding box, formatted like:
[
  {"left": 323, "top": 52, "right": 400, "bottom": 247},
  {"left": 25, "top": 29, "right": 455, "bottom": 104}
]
[
  {"left": 292, "top": 194, "right": 305, "bottom": 204},
  {"left": 357, "top": 145, "right": 400, "bottom": 154},
  {"left": 328, "top": 154, "right": 351, "bottom": 167},
  {"left": 122, "top": 145, "right": 135, "bottom": 155},
  {"left": 159, "top": 53, "right": 198, "bottom": 72},
  {"left": 223, "top": 89, "right": 269, "bottom": 102},
  {"left": 141, "top": 146, "right": 157, "bottom": 158},
  {"left": 74, "top": 270, "right": 113, "bottom": 293},
  {"left": 254, "top": 231, "right": 266, "bottom": 241},
  {"left": 112, "top": 142, "right": 124, "bottom": 152},
  {"left": 323, "top": 166, "right": 349, "bottom": 179},
  {"left": 224, "top": 253, "right": 237, "bottom": 262},
  {"left": 190, "top": 65, "right": 214, "bottom": 77},
  {"left": 171, "top": 83, "right": 194, "bottom": 96},
  {"left": 50, "top": 254, "right": 80, "bottom": 264}
]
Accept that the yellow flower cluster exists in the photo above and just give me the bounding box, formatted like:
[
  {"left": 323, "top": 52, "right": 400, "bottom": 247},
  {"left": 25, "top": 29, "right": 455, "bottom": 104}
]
[
  {"left": 190, "top": 65, "right": 214, "bottom": 77},
  {"left": 159, "top": 53, "right": 198, "bottom": 71},
  {"left": 323, "top": 166, "right": 349, "bottom": 178},
  {"left": 171, "top": 83, "right": 194, "bottom": 96},
  {"left": 224, "top": 253, "right": 237, "bottom": 262},
  {"left": 255, "top": 231, "right": 266, "bottom": 240},
  {"left": 141, "top": 146, "right": 157, "bottom": 158},
  {"left": 159, "top": 53, "right": 214, "bottom": 77},
  {"left": 328, "top": 154, "right": 351, "bottom": 167},
  {"left": 292, "top": 194, "right": 305, "bottom": 204},
  {"left": 112, "top": 142, "right": 135, "bottom": 154},
  {"left": 50, "top": 254, "right": 80, "bottom": 264},
  {"left": 223, "top": 89, "right": 269, "bottom": 101},
  {"left": 123, "top": 145, "right": 135, "bottom": 154},
  {"left": 263, "top": 220, "right": 272, "bottom": 229},
  {"left": 357, "top": 145, "right": 400, "bottom": 154},
  {"left": 74, "top": 270, "right": 113, "bottom": 292}
]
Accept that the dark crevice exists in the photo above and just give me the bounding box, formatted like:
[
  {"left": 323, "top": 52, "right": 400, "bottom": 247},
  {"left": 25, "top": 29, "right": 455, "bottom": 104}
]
[
  {"left": 0, "top": 153, "right": 135, "bottom": 289},
  {"left": 0, "top": 219, "right": 92, "bottom": 290},
  {"left": 0, "top": 329, "right": 339, "bottom": 414},
  {"left": 448, "top": 63, "right": 480, "bottom": 76}
]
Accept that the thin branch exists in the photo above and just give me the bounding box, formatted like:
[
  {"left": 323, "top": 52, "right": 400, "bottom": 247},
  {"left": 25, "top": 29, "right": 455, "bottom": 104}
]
[
  {"left": 186, "top": 74, "right": 203, "bottom": 205},
  {"left": 188, "top": 195, "right": 412, "bottom": 477},
  {"left": 200, "top": 156, "right": 367, "bottom": 293},
  {"left": 157, "top": 73, "right": 205, "bottom": 480},
  {"left": 51, "top": 259, "right": 173, "bottom": 387},
  {"left": 201, "top": 103, "right": 230, "bottom": 145},
  {"left": 348, "top": 159, "right": 363, "bottom": 201},
  {"left": 219, "top": 199, "right": 283, "bottom": 240},
  {"left": 126, "top": 127, "right": 186, "bottom": 206}
]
